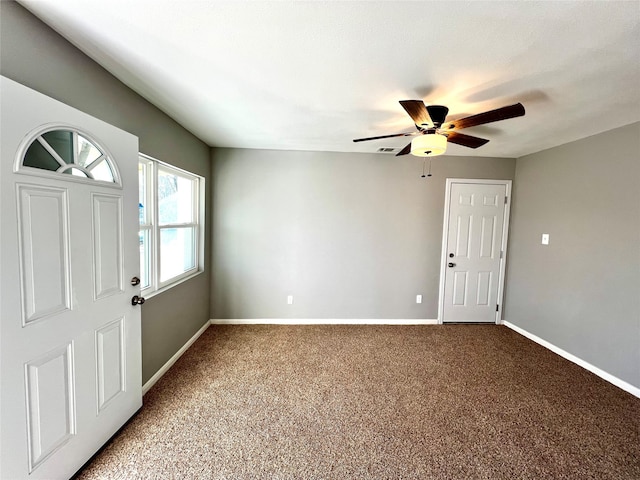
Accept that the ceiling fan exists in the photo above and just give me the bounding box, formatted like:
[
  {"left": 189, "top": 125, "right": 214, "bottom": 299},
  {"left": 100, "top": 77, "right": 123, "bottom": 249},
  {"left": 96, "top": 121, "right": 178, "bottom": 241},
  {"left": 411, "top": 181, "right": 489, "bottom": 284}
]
[{"left": 353, "top": 100, "right": 525, "bottom": 157}]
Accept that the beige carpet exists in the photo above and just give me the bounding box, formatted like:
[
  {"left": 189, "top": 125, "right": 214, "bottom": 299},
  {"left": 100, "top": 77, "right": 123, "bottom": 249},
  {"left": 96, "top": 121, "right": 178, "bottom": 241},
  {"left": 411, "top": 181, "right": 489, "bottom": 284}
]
[{"left": 76, "top": 325, "right": 640, "bottom": 479}]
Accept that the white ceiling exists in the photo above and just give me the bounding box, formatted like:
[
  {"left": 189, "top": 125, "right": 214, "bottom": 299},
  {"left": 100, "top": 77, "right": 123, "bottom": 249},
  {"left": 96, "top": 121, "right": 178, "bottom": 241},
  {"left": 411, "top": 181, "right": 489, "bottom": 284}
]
[{"left": 20, "top": 1, "right": 640, "bottom": 158}]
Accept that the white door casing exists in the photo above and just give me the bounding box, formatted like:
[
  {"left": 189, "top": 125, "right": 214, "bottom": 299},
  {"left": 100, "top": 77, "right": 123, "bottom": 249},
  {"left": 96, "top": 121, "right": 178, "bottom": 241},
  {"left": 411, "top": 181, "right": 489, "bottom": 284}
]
[
  {"left": 0, "top": 77, "right": 142, "bottom": 479},
  {"left": 438, "top": 179, "right": 511, "bottom": 323}
]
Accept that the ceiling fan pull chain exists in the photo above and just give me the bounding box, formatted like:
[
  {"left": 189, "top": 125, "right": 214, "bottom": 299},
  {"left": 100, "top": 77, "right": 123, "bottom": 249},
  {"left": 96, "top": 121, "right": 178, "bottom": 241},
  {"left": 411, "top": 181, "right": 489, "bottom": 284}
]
[
  {"left": 428, "top": 158, "right": 432, "bottom": 177},
  {"left": 421, "top": 159, "right": 426, "bottom": 178}
]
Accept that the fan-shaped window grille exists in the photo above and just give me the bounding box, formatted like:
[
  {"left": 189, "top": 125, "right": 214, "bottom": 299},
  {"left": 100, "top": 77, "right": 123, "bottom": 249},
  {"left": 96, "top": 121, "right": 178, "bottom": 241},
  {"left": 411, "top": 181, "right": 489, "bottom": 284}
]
[{"left": 21, "top": 129, "right": 118, "bottom": 184}]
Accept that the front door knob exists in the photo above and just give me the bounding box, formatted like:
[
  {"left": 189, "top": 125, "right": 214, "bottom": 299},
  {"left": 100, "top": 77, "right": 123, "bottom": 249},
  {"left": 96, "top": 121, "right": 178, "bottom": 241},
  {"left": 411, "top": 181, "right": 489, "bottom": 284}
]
[
  {"left": 131, "top": 276, "right": 141, "bottom": 286},
  {"left": 448, "top": 262, "right": 456, "bottom": 268},
  {"left": 131, "top": 295, "right": 145, "bottom": 306}
]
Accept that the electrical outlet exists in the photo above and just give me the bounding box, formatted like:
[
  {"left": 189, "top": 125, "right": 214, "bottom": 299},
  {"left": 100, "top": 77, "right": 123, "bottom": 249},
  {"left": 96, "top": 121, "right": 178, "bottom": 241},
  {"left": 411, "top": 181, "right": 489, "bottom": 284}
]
[{"left": 541, "top": 233, "right": 550, "bottom": 245}]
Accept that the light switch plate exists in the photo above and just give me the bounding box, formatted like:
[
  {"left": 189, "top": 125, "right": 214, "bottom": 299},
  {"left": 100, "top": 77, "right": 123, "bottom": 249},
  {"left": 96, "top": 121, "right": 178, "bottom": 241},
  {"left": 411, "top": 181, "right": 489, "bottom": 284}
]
[
  {"left": 541, "top": 233, "right": 550, "bottom": 245},
  {"left": 287, "top": 295, "right": 294, "bottom": 305},
  {"left": 416, "top": 294, "right": 422, "bottom": 304}
]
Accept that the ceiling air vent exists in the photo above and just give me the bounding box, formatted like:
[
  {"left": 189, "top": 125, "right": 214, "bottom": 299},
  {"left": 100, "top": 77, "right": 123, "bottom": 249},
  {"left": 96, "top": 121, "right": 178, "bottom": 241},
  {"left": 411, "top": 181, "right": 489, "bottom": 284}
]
[{"left": 377, "top": 147, "right": 396, "bottom": 153}]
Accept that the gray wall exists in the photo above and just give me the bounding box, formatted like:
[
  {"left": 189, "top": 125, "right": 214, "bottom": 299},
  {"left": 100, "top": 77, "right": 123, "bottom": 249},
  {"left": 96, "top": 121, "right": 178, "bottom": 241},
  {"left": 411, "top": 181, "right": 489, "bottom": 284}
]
[
  {"left": 0, "top": 1, "right": 212, "bottom": 384},
  {"left": 505, "top": 122, "right": 640, "bottom": 388},
  {"left": 211, "top": 148, "right": 515, "bottom": 319}
]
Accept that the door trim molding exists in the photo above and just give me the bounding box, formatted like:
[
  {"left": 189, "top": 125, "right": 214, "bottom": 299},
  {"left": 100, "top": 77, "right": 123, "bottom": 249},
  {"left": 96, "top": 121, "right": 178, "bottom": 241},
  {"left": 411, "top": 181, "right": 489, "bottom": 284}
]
[{"left": 437, "top": 178, "right": 512, "bottom": 324}]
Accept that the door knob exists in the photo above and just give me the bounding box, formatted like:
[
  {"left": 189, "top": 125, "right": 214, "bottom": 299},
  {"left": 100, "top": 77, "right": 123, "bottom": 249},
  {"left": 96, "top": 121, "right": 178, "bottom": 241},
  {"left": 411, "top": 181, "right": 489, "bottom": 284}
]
[
  {"left": 131, "top": 276, "right": 141, "bottom": 286},
  {"left": 131, "top": 295, "right": 145, "bottom": 306},
  {"left": 448, "top": 262, "right": 456, "bottom": 268}
]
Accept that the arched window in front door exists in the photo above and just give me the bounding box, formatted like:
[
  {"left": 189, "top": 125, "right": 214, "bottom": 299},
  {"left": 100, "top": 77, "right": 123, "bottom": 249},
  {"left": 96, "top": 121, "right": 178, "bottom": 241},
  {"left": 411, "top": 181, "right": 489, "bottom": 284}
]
[{"left": 20, "top": 128, "right": 120, "bottom": 184}]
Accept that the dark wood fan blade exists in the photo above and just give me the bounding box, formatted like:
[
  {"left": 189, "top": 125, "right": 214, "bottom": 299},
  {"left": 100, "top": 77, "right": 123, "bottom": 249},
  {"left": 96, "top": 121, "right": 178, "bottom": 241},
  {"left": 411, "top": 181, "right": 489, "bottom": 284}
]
[
  {"left": 399, "top": 100, "right": 432, "bottom": 127},
  {"left": 445, "top": 103, "right": 525, "bottom": 130},
  {"left": 445, "top": 131, "right": 489, "bottom": 149},
  {"left": 395, "top": 142, "right": 412, "bottom": 156},
  {"left": 353, "top": 132, "right": 415, "bottom": 143}
]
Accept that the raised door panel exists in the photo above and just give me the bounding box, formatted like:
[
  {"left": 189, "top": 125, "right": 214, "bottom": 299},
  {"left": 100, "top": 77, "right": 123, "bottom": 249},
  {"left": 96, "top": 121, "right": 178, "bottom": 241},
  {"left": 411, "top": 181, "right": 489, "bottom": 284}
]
[
  {"left": 453, "top": 271, "right": 467, "bottom": 306},
  {"left": 95, "top": 317, "right": 126, "bottom": 412},
  {"left": 479, "top": 215, "right": 497, "bottom": 259},
  {"left": 17, "top": 185, "right": 71, "bottom": 325},
  {"left": 476, "top": 271, "right": 492, "bottom": 306},
  {"left": 482, "top": 193, "right": 498, "bottom": 207},
  {"left": 455, "top": 215, "right": 472, "bottom": 258},
  {"left": 25, "top": 343, "right": 76, "bottom": 473},
  {"left": 92, "top": 194, "right": 123, "bottom": 300}
]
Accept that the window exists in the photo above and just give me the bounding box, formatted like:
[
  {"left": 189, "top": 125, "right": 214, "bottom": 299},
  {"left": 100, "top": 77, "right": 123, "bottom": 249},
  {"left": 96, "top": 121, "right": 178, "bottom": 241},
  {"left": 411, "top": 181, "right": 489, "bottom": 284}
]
[
  {"left": 139, "top": 154, "right": 203, "bottom": 294},
  {"left": 20, "top": 127, "right": 119, "bottom": 184}
]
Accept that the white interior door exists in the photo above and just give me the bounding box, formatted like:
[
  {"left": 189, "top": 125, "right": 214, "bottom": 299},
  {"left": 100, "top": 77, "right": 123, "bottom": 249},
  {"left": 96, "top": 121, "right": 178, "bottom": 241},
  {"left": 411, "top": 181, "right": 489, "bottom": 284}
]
[
  {"left": 0, "top": 76, "right": 142, "bottom": 479},
  {"left": 439, "top": 179, "right": 511, "bottom": 323}
]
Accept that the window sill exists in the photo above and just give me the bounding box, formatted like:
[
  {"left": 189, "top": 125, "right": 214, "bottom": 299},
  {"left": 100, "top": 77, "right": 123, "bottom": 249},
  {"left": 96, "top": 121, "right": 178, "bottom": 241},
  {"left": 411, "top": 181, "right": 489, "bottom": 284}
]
[{"left": 142, "top": 269, "right": 204, "bottom": 300}]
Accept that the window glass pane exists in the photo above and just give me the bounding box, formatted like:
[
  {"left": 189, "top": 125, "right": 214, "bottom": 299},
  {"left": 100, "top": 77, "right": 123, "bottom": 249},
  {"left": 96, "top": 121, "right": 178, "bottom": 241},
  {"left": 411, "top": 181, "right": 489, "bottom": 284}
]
[
  {"left": 62, "top": 167, "right": 88, "bottom": 177},
  {"left": 158, "top": 168, "right": 194, "bottom": 224},
  {"left": 77, "top": 135, "right": 102, "bottom": 167},
  {"left": 24, "top": 140, "right": 61, "bottom": 171},
  {"left": 42, "top": 130, "right": 74, "bottom": 164},
  {"left": 139, "top": 229, "right": 151, "bottom": 289},
  {"left": 91, "top": 159, "right": 115, "bottom": 182},
  {"left": 160, "top": 227, "right": 195, "bottom": 282}
]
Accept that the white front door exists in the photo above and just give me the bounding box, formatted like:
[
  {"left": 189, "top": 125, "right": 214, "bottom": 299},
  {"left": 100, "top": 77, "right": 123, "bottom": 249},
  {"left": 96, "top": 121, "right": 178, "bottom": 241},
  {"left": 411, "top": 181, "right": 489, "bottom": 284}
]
[
  {"left": 439, "top": 179, "right": 511, "bottom": 323},
  {"left": 0, "top": 77, "right": 142, "bottom": 479}
]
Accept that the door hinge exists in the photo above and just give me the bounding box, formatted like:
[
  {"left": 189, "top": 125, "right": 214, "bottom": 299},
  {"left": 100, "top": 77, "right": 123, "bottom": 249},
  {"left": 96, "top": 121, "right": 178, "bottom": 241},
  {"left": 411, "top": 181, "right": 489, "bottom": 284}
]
[
  {"left": 496, "top": 304, "right": 499, "bottom": 312},
  {"left": 504, "top": 196, "right": 508, "bottom": 204},
  {"left": 500, "top": 250, "right": 503, "bottom": 259}
]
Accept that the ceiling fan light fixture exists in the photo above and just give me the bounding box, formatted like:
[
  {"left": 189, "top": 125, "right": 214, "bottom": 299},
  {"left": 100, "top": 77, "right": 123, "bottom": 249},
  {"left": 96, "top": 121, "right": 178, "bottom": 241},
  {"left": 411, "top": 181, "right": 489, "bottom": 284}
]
[{"left": 411, "top": 133, "right": 447, "bottom": 157}]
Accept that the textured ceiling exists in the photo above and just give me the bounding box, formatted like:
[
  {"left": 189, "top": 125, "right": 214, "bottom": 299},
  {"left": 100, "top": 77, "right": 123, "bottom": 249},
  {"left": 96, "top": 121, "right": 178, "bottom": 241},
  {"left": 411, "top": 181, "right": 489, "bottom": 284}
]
[{"left": 20, "top": 1, "right": 640, "bottom": 158}]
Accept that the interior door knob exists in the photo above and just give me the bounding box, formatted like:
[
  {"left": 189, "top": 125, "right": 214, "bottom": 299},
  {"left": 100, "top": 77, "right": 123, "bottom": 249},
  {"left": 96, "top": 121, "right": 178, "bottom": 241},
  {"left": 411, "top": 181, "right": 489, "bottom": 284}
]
[
  {"left": 448, "top": 262, "right": 456, "bottom": 268},
  {"left": 131, "top": 295, "right": 145, "bottom": 306},
  {"left": 131, "top": 276, "right": 141, "bottom": 286}
]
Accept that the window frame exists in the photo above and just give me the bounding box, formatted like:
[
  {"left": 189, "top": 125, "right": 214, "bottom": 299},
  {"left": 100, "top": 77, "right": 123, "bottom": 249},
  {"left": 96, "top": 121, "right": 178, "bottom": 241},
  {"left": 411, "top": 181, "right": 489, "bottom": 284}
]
[{"left": 139, "top": 153, "right": 204, "bottom": 297}]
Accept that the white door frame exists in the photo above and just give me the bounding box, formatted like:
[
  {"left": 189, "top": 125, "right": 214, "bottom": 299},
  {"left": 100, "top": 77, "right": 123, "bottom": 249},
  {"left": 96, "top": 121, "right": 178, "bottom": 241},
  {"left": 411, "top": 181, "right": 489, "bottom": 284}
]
[{"left": 437, "top": 178, "right": 512, "bottom": 324}]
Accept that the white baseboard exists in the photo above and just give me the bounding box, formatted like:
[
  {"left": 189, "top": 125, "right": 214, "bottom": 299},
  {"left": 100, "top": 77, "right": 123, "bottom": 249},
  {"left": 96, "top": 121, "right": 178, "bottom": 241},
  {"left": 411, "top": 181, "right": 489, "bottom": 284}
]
[
  {"left": 503, "top": 321, "right": 640, "bottom": 399},
  {"left": 210, "top": 318, "right": 438, "bottom": 325},
  {"left": 142, "top": 320, "right": 211, "bottom": 395}
]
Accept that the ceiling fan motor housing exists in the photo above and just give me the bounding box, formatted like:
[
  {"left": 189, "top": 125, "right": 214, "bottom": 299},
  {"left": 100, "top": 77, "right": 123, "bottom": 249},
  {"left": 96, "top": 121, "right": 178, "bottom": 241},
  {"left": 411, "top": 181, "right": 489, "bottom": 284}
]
[{"left": 425, "top": 105, "right": 449, "bottom": 128}]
